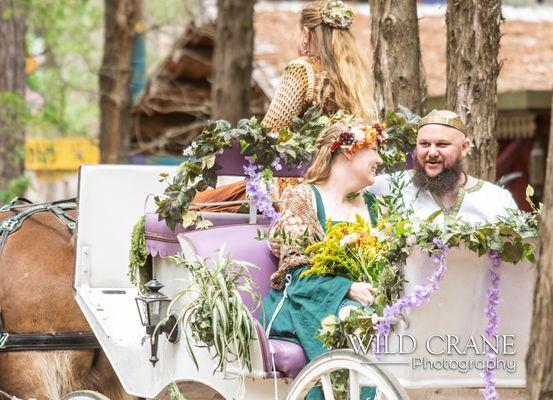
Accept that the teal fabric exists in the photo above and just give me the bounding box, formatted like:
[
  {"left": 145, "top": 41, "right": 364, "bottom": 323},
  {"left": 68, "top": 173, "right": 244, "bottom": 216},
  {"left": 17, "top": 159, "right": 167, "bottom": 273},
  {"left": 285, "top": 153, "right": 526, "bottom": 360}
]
[
  {"left": 262, "top": 265, "right": 353, "bottom": 359},
  {"left": 260, "top": 185, "right": 377, "bottom": 399}
]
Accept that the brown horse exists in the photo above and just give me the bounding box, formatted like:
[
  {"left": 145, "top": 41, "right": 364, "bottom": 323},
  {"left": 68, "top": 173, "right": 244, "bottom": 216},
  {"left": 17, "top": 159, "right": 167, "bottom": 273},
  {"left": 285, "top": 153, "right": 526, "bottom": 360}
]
[{"left": 0, "top": 209, "right": 133, "bottom": 400}]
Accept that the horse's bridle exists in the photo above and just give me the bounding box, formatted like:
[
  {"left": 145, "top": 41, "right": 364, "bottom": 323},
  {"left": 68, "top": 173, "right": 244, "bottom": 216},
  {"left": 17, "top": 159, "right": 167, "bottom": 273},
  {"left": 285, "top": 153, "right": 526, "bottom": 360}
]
[
  {"left": 0, "top": 197, "right": 77, "bottom": 257},
  {"left": 0, "top": 197, "right": 99, "bottom": 353}
]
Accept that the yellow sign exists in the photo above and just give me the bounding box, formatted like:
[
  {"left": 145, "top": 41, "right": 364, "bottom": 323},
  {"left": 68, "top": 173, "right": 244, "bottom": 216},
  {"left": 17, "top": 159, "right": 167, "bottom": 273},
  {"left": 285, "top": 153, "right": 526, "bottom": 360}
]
[{"left": 25, "top": 137, "right": 99, "bottom": 171}]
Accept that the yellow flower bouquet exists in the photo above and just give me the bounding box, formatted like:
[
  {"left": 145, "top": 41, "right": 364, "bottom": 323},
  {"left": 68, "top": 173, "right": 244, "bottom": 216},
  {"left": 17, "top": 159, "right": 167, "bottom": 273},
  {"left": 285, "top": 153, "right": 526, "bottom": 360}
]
[{"left": 301, "top": 214, "right": 403, "bottom": 311}]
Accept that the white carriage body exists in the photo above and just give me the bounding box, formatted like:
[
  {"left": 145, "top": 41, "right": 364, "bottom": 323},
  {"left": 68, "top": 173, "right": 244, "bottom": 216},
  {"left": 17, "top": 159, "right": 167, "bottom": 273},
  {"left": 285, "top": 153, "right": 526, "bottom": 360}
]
[
  {"left": 74, "top": 165, "right": 286, "bottom": 399},
  {"left": 73, "top": 165, "right": 534, "bottom": 399},
  {"left": 380, "top": 248, "right": 534, "bottom": 389}
]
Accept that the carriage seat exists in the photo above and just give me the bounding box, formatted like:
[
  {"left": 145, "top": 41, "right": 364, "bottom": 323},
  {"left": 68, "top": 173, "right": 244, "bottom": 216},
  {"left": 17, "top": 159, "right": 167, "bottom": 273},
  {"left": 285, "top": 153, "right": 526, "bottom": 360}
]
[
  {"left": 144, "top": 212, "right": 271, "bottom": 258},
  {"left": 177, "top": 224, "right": 307, "bottom": 378}
]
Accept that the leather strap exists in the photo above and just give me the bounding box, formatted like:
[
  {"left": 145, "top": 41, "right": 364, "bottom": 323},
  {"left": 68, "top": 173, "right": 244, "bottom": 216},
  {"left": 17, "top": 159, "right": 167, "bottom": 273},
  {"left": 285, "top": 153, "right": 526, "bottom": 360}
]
[
  {"left": 0, "top": 198, "right": 91, "bottom": 353},
  {"left": 0, "top": 198, "right": 76, "bottom": 257},
  {"left": 0, "top": 332, "right": 99, "bottom": 352}
]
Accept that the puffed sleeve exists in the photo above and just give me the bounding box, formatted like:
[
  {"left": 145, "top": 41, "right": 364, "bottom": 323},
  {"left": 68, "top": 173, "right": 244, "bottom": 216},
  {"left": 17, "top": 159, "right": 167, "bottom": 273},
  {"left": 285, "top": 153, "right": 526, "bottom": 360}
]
[{"left": 261, "top": 61, "right": 311, "bottom": 132}]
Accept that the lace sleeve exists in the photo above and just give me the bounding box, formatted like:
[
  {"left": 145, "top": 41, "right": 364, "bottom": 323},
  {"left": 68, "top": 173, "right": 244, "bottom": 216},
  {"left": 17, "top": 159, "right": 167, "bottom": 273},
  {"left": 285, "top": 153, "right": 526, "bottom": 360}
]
[
  {"left": 261, "top": 61, "right": 312, "bottom": 132},
  {"left": 269, "top": 184, "right": 323, "bottom": 289}
]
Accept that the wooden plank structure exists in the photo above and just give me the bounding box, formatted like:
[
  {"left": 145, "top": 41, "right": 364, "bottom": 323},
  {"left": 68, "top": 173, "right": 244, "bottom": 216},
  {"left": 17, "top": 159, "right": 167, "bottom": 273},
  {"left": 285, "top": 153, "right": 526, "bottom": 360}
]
[{"left": 131, "top": 23, "right": 268, "bottom": 155}]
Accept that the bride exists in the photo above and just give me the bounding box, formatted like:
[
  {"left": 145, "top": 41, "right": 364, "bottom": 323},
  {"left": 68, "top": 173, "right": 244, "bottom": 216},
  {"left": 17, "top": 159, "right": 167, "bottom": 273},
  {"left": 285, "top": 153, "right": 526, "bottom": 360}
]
[{"left": 261, "top": 118, "right": 386, "bottom": 399}]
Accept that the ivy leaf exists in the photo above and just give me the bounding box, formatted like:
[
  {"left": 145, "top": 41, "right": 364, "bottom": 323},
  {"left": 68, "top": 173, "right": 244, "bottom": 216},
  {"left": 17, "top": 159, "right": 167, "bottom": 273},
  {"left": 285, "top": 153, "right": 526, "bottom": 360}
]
[
  {"left": 201, "top": 155, "right": 216, "bottom": 170},
  {"left": 202, "top": 169, "right": 218, "bottom": 188},
  {"left": 195, "top": 219, "right": 214, "bottom": 230},
  {"left": 502, "top": 242, "right": 524, "bottom": 264},
  {"left": 181, "top": 210, "right": 197, "bottom": 228},
  {"left": 261, "top": 167, "right": 273, "bottom": 181},
  {"left": 526, "top": 185, "right": 534, "bottom": 198},
  {"left": 318, "top": 115, "right": 330, "bottom": 124}
]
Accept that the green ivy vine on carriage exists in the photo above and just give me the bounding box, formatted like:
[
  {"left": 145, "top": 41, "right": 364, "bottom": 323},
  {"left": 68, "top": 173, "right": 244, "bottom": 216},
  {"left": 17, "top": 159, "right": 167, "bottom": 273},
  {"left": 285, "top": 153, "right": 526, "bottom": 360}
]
[
  {"left": 156, "top": 107, "right": 327, "bottom": 230},
  {"left": 315, "top": 181, "right": 541, "bottom": 352},
  {"left": 155, "top": 106, "right": 419, "bottom": 231},
  {"left": 128, "top": 215, "right": 152, "bottom": 293},
  {"left": 128, "top": 107, "right": 419, "bottom": 292}
]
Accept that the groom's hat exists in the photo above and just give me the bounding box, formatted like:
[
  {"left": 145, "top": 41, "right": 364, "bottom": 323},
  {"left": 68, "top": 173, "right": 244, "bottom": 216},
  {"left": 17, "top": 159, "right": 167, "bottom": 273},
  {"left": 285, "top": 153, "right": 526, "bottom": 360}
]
[{"left": 417, "top": 109, "right": 469, "bottom": 137}]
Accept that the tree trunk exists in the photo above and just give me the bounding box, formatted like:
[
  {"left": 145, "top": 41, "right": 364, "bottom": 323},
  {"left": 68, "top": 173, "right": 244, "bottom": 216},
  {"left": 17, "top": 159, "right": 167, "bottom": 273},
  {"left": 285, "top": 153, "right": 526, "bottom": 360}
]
[
  {"left": 526, "top": 96, "right": 553, "bottom": 400},
  {"left": 370, "top": 0, "right": 427, "bottom": 117},
  {"left": 0, "top": 0, "right": 26, "bottom": 188},
  {"left": 99, "top": 0, "right": 140, "bottom": 164},
  {"left": 211, "top": 0, "right": 254, "bottom": 125},
  {"left": 445, "top": 0, "right": 502, "bottom": 180}
]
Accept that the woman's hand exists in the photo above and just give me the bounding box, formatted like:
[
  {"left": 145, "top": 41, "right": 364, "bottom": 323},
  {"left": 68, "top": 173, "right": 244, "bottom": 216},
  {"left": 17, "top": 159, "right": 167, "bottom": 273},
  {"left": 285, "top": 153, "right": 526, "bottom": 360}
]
[{"left": 347, "top": 282, "right": 376, "bottom": 306}]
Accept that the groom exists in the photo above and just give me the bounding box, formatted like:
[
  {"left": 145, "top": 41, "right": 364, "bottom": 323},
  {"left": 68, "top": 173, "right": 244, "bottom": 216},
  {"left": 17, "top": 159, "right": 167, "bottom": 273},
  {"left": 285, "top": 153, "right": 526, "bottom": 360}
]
[{"left": 369, "top": 109, "right": 518, "bottom": 223}]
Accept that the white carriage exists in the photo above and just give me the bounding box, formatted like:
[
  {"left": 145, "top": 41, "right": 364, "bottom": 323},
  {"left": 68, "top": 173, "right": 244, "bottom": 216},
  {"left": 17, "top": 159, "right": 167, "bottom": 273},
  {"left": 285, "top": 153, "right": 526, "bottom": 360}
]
[{"left": 71, "top": 163, "right": 534, "bottom": 400}]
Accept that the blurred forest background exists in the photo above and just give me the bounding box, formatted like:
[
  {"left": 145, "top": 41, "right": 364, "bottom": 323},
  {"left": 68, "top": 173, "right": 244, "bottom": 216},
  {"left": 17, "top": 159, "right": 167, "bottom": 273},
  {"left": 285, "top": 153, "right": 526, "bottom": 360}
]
[
  {"left": 0, "top": 0, "right": 552, "bottom": 206},
  {"left": 0, "top": 0, "right": 202, "bottom": 201}
]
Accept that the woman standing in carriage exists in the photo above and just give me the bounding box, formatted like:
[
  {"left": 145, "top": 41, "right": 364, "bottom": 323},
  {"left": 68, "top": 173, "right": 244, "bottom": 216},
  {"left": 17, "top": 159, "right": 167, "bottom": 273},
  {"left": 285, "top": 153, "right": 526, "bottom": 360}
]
[
  {"left": 261, "top": 119, "right": 387, "bottom": 399},
  {"left": 193, "top": 0, "right": 379, "bottom": 209}
]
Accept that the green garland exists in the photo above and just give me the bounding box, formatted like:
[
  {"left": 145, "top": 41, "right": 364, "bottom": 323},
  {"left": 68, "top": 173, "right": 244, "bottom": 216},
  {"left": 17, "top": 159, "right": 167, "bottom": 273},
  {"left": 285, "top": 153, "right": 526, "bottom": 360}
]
[
  {"left": 156, "top": 107, "right": 328, "bottom": 230},
  {"left": 155, "top": 107, "right": 418, "bottom": 230},
  {"left": 128, "top": 216, "right": 151, "bottom": 293}
]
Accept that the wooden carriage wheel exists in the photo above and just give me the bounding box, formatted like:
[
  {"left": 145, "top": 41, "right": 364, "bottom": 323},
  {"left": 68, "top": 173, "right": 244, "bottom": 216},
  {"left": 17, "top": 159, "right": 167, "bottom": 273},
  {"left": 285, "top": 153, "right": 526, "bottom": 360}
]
[
  {"left": 61, "top": 390, "right": 111, "bottom": 400},
  {"left": 284, "top": 349, "right": 409, "bottom": 400}
]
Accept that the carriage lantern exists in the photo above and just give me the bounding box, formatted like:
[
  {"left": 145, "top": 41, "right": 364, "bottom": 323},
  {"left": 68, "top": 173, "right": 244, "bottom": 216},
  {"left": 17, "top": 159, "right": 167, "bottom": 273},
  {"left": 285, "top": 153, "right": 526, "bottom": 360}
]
[{"left": 135, "top": 277, "right": 179, "bottom": 366}]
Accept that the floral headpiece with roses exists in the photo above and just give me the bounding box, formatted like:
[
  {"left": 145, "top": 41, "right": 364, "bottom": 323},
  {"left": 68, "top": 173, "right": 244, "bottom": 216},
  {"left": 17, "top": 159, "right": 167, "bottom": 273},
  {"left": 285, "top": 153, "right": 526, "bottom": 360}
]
[{"left": 330, "top": 122, "right": 387, "bottom": 154}]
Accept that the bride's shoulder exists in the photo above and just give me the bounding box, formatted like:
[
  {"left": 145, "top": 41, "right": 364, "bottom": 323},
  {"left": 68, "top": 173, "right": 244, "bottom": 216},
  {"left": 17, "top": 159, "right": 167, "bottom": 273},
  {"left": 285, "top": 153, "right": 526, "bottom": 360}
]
[
  {"left": 284, "top": 57, "right": 319, "bottom": 75},
  {"left": 281, "top": 181, "right": 312, "bottom": 201}
]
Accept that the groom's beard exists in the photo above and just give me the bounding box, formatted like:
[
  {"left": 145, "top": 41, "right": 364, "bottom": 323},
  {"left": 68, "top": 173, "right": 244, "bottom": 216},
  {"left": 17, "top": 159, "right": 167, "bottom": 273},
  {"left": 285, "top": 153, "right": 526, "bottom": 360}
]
[{"left": 413, "top": 157, "right": 464, "bottom": 196}]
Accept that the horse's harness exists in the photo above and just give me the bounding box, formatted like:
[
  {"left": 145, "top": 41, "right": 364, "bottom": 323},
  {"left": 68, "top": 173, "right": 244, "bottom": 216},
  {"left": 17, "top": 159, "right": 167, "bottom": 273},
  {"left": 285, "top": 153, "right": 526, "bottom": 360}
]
[{"left": 0, "top": 197, "right": 99, "bottom": 353}]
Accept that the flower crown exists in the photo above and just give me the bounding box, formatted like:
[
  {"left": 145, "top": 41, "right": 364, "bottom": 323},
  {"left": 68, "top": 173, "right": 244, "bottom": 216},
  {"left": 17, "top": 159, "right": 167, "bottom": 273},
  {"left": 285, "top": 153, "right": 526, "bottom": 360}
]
[
  {"left": 330, "top": 122, "right": 386, "bottom": 154},
  {"left": 320, "top": 0, "right": 354, "bottom": 30}
]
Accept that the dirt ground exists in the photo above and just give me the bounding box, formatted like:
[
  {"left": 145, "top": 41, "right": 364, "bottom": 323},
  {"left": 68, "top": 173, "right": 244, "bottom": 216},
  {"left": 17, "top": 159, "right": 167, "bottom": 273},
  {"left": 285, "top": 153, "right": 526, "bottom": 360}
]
[
  {"left": 156, "top": 381, "right": 528, "bottom": 399},
  {"left": 155, "top": 382, "right": 224, "bottom": 400},
  {"left": 406, "top": 388, "right": 528, "bottom": 400}
]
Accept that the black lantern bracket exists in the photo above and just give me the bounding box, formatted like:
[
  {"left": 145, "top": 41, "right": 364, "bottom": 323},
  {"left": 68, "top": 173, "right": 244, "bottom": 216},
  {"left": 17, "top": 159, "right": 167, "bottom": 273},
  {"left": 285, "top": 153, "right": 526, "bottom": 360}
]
[{"left": 135, "top": 277, "right": 180, "bottom": 366}]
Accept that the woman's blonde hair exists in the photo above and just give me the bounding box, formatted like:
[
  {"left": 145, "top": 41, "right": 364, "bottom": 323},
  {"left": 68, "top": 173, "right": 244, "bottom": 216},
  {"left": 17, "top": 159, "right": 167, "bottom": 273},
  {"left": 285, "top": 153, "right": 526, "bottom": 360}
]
[
  {"left": 304, "top": 119, "right": 366, "bottom": 184},
  {"left": 301, "top": 1, "right": 378, "bottom": 120}
]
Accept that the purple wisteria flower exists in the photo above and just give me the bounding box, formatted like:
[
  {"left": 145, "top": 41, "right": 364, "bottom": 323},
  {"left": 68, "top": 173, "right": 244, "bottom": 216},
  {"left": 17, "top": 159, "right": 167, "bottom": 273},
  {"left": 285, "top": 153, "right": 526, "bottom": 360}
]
[
  {"left": 373, "top": 246, "right": 449, "bottom": 354},
  {"left": 481, "top": 250, "right": 502, "bottom": 400},
  {"left": 371, "top": 237, "right": 505, "bottom": 400},
  {"left": 243, "top": 159, "right": 280, "bottom": 223}
]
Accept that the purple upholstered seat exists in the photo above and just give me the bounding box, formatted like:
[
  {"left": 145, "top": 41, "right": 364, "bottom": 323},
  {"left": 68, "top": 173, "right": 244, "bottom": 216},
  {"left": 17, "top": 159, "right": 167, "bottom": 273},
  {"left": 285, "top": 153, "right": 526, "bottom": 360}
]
[
  {"left": 268, "top": 339, "right": 306, "bottom": 378},
  {"left": 177, "top": 224, "right": 307, "bottom": 378},
  {"left": 144, "top": 212, "right": 270, "bottom": 257}
]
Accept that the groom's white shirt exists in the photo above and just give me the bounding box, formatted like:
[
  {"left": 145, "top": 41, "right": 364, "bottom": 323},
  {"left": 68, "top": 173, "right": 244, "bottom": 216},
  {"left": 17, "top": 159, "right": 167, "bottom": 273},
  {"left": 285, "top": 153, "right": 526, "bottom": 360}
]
[{"left": 367, "top": 171, "right": 518, "bottom": 225}]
